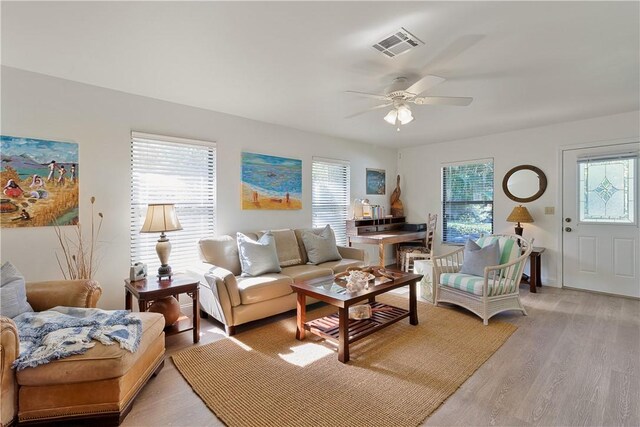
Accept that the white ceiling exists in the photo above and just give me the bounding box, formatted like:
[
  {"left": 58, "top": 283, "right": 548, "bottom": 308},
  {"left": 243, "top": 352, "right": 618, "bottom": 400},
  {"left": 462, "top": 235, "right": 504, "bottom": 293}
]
[{"left": 2, "top": 1, "right": 639, "bottom": 147}]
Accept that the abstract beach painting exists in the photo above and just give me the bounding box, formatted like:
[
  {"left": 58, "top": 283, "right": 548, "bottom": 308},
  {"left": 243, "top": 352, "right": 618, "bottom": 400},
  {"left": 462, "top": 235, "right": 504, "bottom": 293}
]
[
  {"left": 1, "top": 135, "right": 79, "bottom": 228},
  {"left": 241, "top": 152, "right": 302, "bottom": 210},
  {"left": 366, "top": 168, "right": 386, "bottom": 195}
]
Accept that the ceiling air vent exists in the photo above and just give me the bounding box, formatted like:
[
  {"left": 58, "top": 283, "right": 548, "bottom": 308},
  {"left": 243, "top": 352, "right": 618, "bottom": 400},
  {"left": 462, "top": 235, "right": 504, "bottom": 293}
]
[{"left": 372, "top": 27, "right": 424, "bottom": 58}]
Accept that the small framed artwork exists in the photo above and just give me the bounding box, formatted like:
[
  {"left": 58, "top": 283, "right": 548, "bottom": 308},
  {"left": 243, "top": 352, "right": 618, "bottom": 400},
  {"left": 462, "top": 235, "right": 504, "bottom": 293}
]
[{"left": 366, "top": 168, "right": 386, "bottom": 195}]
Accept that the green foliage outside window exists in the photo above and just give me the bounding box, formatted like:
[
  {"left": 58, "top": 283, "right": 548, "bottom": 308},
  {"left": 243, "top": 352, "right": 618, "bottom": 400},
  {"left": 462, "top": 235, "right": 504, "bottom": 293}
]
[{"left": 442, "top": 161, "right": 494, "bottom": 243}]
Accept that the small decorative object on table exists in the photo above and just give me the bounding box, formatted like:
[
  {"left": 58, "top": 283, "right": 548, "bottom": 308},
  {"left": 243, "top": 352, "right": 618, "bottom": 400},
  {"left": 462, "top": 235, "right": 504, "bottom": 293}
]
[
  {"left": 345, "top": 270, "right": 375, "bottom": 292},
  {"left": 349, "top": 303, "right": 396, "bottom": 319},
  {"left": 129, "top": 262, "right": 147, "bottom": 281},
  {"left": 148, "top": 296, "right": 181, "bottom": 326},
  {"left": 335, "top": 266, "right": 400, "bottom": 292}
]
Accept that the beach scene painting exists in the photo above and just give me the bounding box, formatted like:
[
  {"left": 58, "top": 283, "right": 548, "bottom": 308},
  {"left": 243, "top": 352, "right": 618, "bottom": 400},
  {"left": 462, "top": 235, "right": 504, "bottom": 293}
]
[
  {"left": 241, "top": 152, "right": 302, "bottom": 210},
  {"left": 1, "top": 135, "right": 79, "bottom": 228},
  {"left": 366, "top": 168, "right": 386, "bottom": 195}
]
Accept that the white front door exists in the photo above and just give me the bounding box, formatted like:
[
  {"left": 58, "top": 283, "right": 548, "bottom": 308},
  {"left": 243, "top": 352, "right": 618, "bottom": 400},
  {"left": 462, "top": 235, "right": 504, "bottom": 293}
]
[{"left": 562, "top": 142, "right": 640, "bottom": 297}]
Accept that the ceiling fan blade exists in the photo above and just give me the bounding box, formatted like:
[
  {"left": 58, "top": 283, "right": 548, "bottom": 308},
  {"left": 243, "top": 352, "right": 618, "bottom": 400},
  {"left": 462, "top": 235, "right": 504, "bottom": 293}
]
[
  {"left": 413, "top": 96, "right": 473, "bottom": 106},
  {"left": 404, "top": 75, "right": 446, "bottom": 96},
  {"left": 345, "top": 90, "right": 389, "bottom": 101},
  {"left": 345, "top": 103, "right": 393, "bottom": 119}
]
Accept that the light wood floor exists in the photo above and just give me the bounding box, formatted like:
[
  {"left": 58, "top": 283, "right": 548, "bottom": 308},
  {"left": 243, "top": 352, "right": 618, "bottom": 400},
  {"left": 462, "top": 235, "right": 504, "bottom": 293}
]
[{"left": 122, "top": 285, "right": 639, "bottom": 427}]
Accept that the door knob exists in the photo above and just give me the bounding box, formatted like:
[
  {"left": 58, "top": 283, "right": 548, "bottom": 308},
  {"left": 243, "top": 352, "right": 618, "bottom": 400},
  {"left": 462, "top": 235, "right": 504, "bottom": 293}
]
[
  {"left": 565, "top": 218, "right": 572, "bottom": 223},
  {"left": 565, "top": 227, "right": 572, "bottom": 232}
]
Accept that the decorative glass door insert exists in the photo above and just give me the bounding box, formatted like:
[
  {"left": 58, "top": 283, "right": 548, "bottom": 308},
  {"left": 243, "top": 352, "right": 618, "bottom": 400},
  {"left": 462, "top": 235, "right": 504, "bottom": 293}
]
[{"left": 578, "top": 156, "right": 636, "bottom": 224}]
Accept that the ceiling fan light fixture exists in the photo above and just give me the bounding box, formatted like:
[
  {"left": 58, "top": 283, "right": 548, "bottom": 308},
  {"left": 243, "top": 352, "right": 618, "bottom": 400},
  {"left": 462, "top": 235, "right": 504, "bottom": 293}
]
[
  {"left": 383, "top": 109, "right": 398, "bottom": 125},
  {"left": 399, "top": 114, "right": 414, "bottom": 125},
  {"left": 397, "top": 105, "right": 413, "bottom": 124}
]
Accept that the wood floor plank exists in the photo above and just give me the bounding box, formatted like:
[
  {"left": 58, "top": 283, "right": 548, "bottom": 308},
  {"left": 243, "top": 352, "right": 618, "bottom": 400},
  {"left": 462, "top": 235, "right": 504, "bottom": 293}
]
[{"left": 120, "top": 286, "right": 640, "bottom": 427}]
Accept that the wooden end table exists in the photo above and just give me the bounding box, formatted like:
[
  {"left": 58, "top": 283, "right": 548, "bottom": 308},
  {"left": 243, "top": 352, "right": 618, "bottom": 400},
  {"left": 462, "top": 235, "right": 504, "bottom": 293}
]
[
  {"left": 125, "top": 274, "right": 200, "bottom": 343},
  {"left": 524, "top": 247, "right": 545, "bottom": 293}
]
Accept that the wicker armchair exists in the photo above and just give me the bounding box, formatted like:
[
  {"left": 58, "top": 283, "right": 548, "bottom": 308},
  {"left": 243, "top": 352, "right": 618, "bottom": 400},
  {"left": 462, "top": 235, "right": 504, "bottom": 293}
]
[{"left": 433, "top": 234, "right": 532, "bottom": 325}]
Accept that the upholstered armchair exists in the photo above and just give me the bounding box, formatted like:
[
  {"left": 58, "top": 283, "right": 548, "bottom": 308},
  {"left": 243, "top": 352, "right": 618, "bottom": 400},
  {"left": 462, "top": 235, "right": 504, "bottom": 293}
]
[
  {"left": 1, "top": 279, "right": 165, "bottom": 426},
  {"left": 433, "top": 234, "right": 532, "bottom": 325},
  {"left": 1, "top": 280, "right": 102, "bottom": 426}
]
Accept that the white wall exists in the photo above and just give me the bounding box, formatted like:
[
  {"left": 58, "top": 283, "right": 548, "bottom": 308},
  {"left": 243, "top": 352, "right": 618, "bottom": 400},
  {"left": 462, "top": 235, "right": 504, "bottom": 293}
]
[
  {"left": 398, "top": 110, "right": 640, "bottom": 286},
  {"left": 0, "top": 67, "right": 398, "bottom": 309}
]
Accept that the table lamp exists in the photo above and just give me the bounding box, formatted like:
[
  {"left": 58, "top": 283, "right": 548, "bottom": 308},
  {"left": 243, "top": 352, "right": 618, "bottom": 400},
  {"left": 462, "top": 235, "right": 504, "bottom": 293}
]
[
  {"left": 140, "top": 203, "right": 182, "bottom": 279},
  {"left": 506, "top": 205, "right": 534, "bottom": 237}
]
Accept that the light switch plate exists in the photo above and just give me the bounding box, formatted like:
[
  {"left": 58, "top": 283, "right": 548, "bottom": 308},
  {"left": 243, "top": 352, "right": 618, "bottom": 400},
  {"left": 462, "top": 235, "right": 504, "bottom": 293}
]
[{"left": 544, "top": 206, "right": 555, "bottom": 215}]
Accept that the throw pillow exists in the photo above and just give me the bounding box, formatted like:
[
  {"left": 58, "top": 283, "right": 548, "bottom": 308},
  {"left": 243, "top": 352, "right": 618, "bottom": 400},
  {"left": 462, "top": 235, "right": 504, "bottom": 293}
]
[
  {"left": 236, "top": 232, "right": 282, "bottom": 277},
  {"left": 259, "top": 229, "right": 302, "bottom": 267},
  {"left": 301, "top": 225, "right": 342, "bottom": 265},
  {"left": 1, "top": 261, "right": 33, "bottom": 318},
  {"left": 198, "top": 235, "right": 242, "bottom": 276},
  {"left": 459, "top": 239, "right": 500, "bottom": 277}
]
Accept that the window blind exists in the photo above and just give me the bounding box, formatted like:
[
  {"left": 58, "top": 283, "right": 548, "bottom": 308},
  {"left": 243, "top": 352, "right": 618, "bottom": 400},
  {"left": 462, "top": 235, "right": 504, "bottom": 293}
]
[
  {"left": 130, "top": 132, "right": 216, "bottom": 273},
  {"left": 442, "top": 159, "right": 494, "bottom": 244},
  {"left": 312, "top": 157, "right": 350, "bottom": 246}
]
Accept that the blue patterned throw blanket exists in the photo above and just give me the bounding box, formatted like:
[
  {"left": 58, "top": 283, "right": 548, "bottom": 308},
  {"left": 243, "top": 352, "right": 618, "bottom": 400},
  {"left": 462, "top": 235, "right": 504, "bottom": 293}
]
[{"left": 12, "top": 306, "right": 141, "bottom": 371}]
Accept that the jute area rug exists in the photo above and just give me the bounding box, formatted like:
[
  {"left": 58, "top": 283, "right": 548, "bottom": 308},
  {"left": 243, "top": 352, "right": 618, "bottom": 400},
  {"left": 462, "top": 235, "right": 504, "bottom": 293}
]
[{"left": 173, "top": 294, "right": 516, "bottom": 427}]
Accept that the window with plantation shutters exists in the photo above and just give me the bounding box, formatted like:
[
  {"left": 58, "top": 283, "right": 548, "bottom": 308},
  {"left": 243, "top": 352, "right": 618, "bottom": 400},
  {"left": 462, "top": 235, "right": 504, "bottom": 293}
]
[
  {"left": 442, "top": 159, "right": 494, "bottom": 244},
  {"left": 130, "top": 132, "right": 216, "bottom": 273},
  {"left": 312, "top": 157, "right": 350, "bottom": 246}
]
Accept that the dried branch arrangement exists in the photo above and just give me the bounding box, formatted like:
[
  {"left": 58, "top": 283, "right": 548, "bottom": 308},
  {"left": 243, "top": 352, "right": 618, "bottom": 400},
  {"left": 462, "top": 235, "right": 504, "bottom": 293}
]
[{"left": 53, "top": 196, "right": 104, "bottom": 280}]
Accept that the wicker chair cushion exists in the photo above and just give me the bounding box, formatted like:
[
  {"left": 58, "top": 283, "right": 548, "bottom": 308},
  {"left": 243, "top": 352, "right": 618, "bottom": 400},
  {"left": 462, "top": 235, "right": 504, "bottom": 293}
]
[
  {"left": 440, "top": 273, "right": 516, "bottom": 296},
  {"left": 398, "top": 245, "right": 429, "bottom": 255}
]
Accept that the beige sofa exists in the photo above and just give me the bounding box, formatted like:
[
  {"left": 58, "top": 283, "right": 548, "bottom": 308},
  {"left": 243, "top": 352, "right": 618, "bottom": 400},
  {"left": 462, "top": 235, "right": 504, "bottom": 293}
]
[
  {"left": 187, "top": 228, "right": 365, "bottom": 335},
  {"left": 0, "top": 280, "right": 165, "bottom": 426}
]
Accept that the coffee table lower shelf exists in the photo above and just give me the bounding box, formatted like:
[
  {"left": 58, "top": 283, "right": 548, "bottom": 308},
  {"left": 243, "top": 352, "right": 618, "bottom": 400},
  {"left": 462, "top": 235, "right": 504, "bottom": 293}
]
[{"left": 306, "top": 301, "right": 408, "bottom": 344}]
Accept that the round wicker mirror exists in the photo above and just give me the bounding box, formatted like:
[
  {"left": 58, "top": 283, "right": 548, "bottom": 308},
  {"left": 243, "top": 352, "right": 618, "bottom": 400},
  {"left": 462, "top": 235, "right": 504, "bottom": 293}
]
[{"left": 502, "top": 165, "right": 547, "bottom": 203}]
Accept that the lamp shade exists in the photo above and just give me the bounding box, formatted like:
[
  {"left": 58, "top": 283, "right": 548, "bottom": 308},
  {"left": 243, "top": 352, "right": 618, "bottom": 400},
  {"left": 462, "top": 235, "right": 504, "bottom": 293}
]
[
  {"left": 140, "top": 204, "right": 183, "bottom": 233},
  {"left": 383, "top": 109, "right": 398, "bottom": 125},
  {"left": 397, "top": 105, "right": 413, "bottom": 124},
  {"left": 506, "top": 205, "right": 534, "bottom": 223}
]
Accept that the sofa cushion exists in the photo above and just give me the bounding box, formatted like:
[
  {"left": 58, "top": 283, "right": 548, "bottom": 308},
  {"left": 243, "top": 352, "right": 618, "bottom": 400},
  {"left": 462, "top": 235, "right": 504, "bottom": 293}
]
[
  {"left": 460, "top": 239, "right": 500, "bottom": 276},
  {"left": 1, "top": 261, "right": 33, "bottom": 318},
  {"left": 280, "top": 265, "right": 333, "bottom": 282},
  {"left": 16, "top": 311, "right": 164, "bottom": 386},
  {"left": 236, "top": 273, "right": 293, "bottom": 304},
  {"left": 318, "top": 258, "right": 364, "bottom": 274},
  {"left": 199, "top": 235, "right": 242, "bottom": 276},
  {"left": 440, "top": 273, "right": 516, "bottom": 296},
  {"left": 300, "top": 225, "right": 342, "bottom": 265},
  {"left": 257, "top": 229, "right": 302, "bottom": 267},
  {"left": 237, "top": 232, "right": 282, "bottom": 276}
]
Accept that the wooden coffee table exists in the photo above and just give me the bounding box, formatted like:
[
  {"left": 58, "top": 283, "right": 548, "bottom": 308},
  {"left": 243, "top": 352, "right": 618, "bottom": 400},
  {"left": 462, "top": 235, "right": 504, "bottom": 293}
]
[{"left": 291, "top": 271, "right": 422, "bottom": 363}]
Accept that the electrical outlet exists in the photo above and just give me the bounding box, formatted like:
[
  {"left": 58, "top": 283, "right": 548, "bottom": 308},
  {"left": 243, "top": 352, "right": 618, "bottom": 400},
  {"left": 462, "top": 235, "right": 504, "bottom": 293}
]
[{"left": 544, "top": 206, "right": 555, "bottom": 215}]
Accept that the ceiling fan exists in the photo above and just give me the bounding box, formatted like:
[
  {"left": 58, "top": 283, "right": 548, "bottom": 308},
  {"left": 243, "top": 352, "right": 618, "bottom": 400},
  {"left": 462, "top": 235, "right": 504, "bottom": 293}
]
[{"left": 345, "top": 75, "right": 473, "bottom": 127}]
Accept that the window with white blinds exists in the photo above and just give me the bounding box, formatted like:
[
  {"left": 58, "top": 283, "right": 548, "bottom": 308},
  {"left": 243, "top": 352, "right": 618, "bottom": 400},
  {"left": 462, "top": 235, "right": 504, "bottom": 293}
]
[
  {"left": 130, "top": 132, "right": 216, "bottom": 273},
  {"left": 442, "top": 159, "right": 494, "bottom": 244},
  {"left": 312, "top": 157, "right": 350, "bottom": 246}
]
